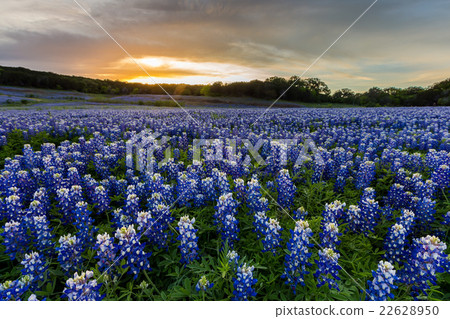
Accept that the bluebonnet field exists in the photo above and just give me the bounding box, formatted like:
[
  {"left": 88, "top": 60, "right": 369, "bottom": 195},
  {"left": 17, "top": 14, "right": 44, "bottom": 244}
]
[{"left": 0, "top": 107, "right": 449, "bottom": 301}]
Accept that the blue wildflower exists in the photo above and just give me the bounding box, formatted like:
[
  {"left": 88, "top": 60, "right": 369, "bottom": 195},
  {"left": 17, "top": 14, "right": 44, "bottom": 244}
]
[
  {"left": 2, "top": 220, "right": 29, "bottom": 260},
  {"left": 176, "top": 215, "right": 199, "bottom": 264},
  {"left": 21, "top": 251, "right": 48, "bottom": 286},
  {"left": 314, "top": 248, "right": 341, "bottom": 290},
  {"left": 57, "top": 234, "right": 84, "bottom": 274},
  {"left": 94, "top": 232, "right": 117, "bottom": 272},
  {"left": 356, "top": 161, "right": 376, "bottom": 189},
  {"left": 0, "top": 276, "right": 32, "bottom": 301},
  {"left": 63, "top": 271, "right": 104, "bottom": 301},
  {"left": 400, "top": 235, "right": 448, "bottom": 298},
  {"left": 30, "top": 215, "right": 54, "bottom": 253},
  {"left": 367, "top": 260, "right": 398, "bottom": 301},
  {"left": 115, "top": 225, "right": 151, "bottom": 279},
  {"left": 196, "top": 275, "right": 214, "bottom": 292},
  {"left": 276, "top": 169, "right": 296, "bottom": 209},
  {"left": 262, "top": 218, "right": 283, "bottom": 255},
  {"left": 232, "top": 263, "right": 257, "bottom": 301},
  {"left": 282, "top": 220, "right": 313, "bottom": 293}
]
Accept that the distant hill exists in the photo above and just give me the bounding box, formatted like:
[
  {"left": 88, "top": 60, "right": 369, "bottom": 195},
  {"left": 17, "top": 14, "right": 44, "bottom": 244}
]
[
  {"left": 0, "top": 65, "right": 203, "bottom": 96},
  {"left": 0, "top": 65, "right": 449, "bottom": 106}
]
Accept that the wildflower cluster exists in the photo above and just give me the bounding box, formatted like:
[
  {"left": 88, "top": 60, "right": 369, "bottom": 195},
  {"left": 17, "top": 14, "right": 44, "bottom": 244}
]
[
  {"left": 282, "top": 220, "right": 313, "bottom": 293},
  {"left": 176, "top": 215, "right": 199, "bottom": 264},
  {"left": 63, "top": 271, "right": 104, "bottom": 301}
]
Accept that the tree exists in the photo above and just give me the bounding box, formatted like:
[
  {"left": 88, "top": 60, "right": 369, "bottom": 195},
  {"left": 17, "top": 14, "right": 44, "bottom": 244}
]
[{"left": 332, "top": 88, "right": 355, "bottom": 104}]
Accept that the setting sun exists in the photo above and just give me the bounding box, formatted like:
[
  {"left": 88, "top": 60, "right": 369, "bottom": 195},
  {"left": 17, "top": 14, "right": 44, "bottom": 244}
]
[{"left": 123, "top": 56, "right": 265, "bottom": 84}]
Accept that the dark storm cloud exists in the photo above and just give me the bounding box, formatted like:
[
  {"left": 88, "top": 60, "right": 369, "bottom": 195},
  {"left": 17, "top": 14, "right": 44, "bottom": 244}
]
[{"left": 0, "top": 0, "right": 449, "bottom": 91}]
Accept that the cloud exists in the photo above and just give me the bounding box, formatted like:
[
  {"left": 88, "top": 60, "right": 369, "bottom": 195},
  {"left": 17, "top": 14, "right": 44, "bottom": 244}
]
[{"left": 0, "top": 0, "right": 449, "bottom": 91}]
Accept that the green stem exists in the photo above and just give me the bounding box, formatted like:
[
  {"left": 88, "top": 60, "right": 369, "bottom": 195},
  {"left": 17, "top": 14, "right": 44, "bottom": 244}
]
[{"left": 144, "top": 270, "right": 160, "bottom": 295}]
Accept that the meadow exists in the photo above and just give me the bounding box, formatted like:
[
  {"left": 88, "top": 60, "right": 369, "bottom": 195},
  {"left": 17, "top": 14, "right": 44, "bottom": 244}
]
[{"left": 0, "top": 107, "right": 449, "bottom": 301}]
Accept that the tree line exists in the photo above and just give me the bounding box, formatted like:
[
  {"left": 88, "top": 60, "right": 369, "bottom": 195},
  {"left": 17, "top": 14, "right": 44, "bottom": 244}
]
[{"left": 1, "top": 66, "right": 449, "bottom": 106}]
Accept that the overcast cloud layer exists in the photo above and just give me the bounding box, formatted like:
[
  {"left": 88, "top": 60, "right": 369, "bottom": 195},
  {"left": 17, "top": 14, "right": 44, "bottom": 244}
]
[{"left": 0, "top": 0, "right": 449, "bottom": 91}]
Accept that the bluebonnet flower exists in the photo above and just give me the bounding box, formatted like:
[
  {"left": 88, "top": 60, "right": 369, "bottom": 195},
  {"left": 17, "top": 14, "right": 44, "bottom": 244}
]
[
  {"left": 253, "top": 211, "right": 268, "bottom": 239},
  {"left": 387, "top": 183, "right": 407, "bottom": 210},
  {"left": 30, "top": 215, "right": 54, "bottom": 253},
  {"left": 232, "top": 263, "right": 257, "bottom": 301},
  {"left": 2, "top": 220, "right": 28, "bottom": 260},
  {"left": 125, "top": 193, "right": 140, "bottom": 218},
  {"left": 314, "top": 248, "right": 341, "bottom": 290},
  {"left": 176, "top": 215, "right": 199, "bottom": 264},
  {"left": 23, "top": 144, "right": 36, "bottom": 169},
  {"left": 0, "top": 276, "right": 32, "bottom": 301},
  {"left": 396, "top": 209, "right": 415, "bottom": 236},
  {"left": 362, "top": 187, "right": 376, "bottom": 200},
  {"left": 57, "top": 186, "right": 83, "bottom": 224},
  {"left": 176, "top": 172, "right": 198, "bottom": 207},
  {"left": 94, "top": 153, "right": 109, "bottom": 179},
  {"left": 234, "top": 178, "right": 246, "bottom": 202},
  {"left": 322, "top": 201, "right": 346, "bottom": 224},
  {"left": 149, "top": 204, "right": 174, "bottom": 249},
  {"left": 173, "top": 148, "right": 180, "bottom": 161},
  {"left": 282, "top": 220, "right": 313, "bottom": 293},
  {"left": 321, "top": 222, "right": 342, "bottom": 249},
  {"left": 293, "top": 206, "right": 308, "bottom": 220},
  {"left": 67, "top": 166, "right": 81, "bottom": 186},
  {"left": 115, "top": 225, "right": 151, "bottom": 278},
  {"left": 345, "top": 205, "right": 363, "bottom": 233},
  {"left": 256, "top": 197, "right": 269, "bottom": 213},
  {"left": 356, "top": 161, "right": 376, "bottom": 189},
  {"left": 414, "top": 179, "right": 435, "bottom": 199},
  {"left": 161, "top": 184, "right": 175, "bottom": 205},
  {"left": 431, "top": 164, "right": 449, "bottom": 189},
  {"left": 262, "top": 218, "right": 283, "bottom": 255},
  {"left": 222, "top": 214, "right": 239, "bottom": 249},
  {"left": 276, "top": 169, "right": 297, "bottom": 209},
  {"left": 201, "top": 177, "right": 216, "bottom": 202},
  {"left": 412, "top": 197, "right": 436, "bottom": 226},
  {"left": 334, "top": 164, "right": 349, "bottom": 193},
  {"left": 63, "top": 271, "right": 104, "bottom": 301},
  {"left": 227, "top": 250, "right": 240, "bottom": 267},
  {"left": 112, "top": 208, "right": 132, "bottom": 229},
  {"left": 214, "top": 193, "right": 239, "bottom": 248},
  {"left": 146, "top": 192, "right": 164, "bottom": 212},
  {"left": 4, "top": 194, "right": 23, "bottom": 220},
  {"left": 21, "top": 251, "right": 48, "bottom": 285},
  {"left": 442, "top": 211, "right": 450, "bottom": 225},
  {"left": 196, "top": 275, "right": 214, "bottom": 292},
  {"left": 73, "top": 201, "right": 97, "bottom": 248},
  {"left": 367, "top": 260, "right": 398, "bottom": 301},
  {"left": 57, "top": 234, "right": 84, "bottom": 274},
  {"left": 27, "top": 294, "right": 42, "bottom": 301},
  {"left": 311, "top": 157, "right": 325, "bottom": 184},
  {"left": 246, "top": 177, "right": 262, "bottom": 213},
  {"left": 93, "top": 185, "right": 110, "bottom": 214},
  {"left": 194, "top": 194, "right": 206, "bottom": 207},
  {"left": 358, "top": 197, "right": 380, "bottom": 235},
  {"left": 27, "top": 200, "right": 46, "bottom": 218},
  {"left": 400, "top": 235, "right": 448, "bottom": 297},
  {"left": 16, "top": 170, "right": 35, "bottom": 200},
  {"left": 383, "top": 223, "right": 409, "bottom": 264},
  {"left": 394, "top": 168, "right": 410, "bottom": 188},
  {"left": 145, "top": 172, "right": 164, "bottom": 193},
  {"left": 216, "top": 171, "right": 231, "bottom": 195},
  {"left": 136, "top": 210, "right": 155, "bottom": 233},
  {"left": 94, "top": 233, "right": 117, "bottom": 272}
]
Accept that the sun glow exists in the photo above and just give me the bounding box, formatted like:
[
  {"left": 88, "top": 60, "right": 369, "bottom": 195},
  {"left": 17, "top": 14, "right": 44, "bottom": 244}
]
[{"left": 122, "top": 56, "right": 266, "bottom": 85}]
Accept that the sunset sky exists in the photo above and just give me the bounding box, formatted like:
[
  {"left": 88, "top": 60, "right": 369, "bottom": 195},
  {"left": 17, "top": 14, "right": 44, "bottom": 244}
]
[{"left": 0, "top": 0, "right": 449, "bottom": 92}]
